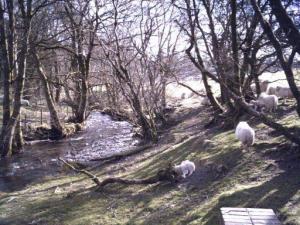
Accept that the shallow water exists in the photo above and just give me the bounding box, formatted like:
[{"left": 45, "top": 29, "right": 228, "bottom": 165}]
[{"left": 0, "top": 112, "right": 137, "bottom": 192}]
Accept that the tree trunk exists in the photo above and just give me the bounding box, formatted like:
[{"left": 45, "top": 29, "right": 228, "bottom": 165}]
[
  {"left": 75, "top": 77, "right": 88, "bottom": 123},
  {"left": 132, "top": 94, "right": 157, "bottom": 142},
  {"left": 0, "top": 1, "right": 11, "bottom": 130},
  {"left": 269, "top": 0, "right": 300, "bottom": 54},
  {"left": 0, "top": 2, "right": 31, "bottom": 156},
  {"left": 202, "top": 72, "right": 223, "bottom": 112},
  {"left": 13, "top": 118, "right": 24, "bottom": 153},
  {"left": 34, "top": 52, "right": 65, "bottom": 139},
  {"left": 230, "top": 0, "right": 241, "bottom": 96},
  {"left": 161, "top": 73, "right": 167, "bottom": 110}
]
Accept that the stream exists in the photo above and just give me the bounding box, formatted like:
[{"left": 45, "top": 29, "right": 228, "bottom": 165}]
[{"left": 0, "top": 112, "right": 138, "bottom": 192}]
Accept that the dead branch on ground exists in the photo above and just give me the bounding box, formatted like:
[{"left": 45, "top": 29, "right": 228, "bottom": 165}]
[{"left": 58, "top": 157, "right": 179, "bottom": 190}]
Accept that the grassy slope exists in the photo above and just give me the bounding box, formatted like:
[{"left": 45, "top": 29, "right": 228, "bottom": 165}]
[{"left": 0, "top": 105, "right": 300, "bottom": 225}]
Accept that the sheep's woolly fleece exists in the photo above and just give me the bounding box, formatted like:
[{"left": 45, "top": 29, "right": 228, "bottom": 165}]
[
  {"left": 174, "top": 160, "right": 196, "bottom": 178},
  {"left": 235, "top": 121, "right": 255, "bottom": 146}
]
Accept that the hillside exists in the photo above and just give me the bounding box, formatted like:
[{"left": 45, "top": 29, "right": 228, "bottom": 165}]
[{"left": 0, "top": 91, "right": 300, "bottom": 225}]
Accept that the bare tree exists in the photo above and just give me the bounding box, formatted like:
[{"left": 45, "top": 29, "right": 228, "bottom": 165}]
[
  {"left": 0, "top": 0, "right": 33, "bottom": 157},
  {"left": 98, "top": 0, "right": 179, "bottom": 141},
  {"left": 0, "top": 0, "right": 11, "bottom": 130},
  {"left": 33, "top": 51, "right": 65, "bottom": 138}
]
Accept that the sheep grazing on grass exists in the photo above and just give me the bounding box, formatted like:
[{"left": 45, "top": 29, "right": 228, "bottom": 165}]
[
  {"left": 250, "top": 80, "right": 269, "bottom": 95},
  {"left": 275, "top": 86, "right": 293, "bottom": 98},
  {"left": 258, "top": 92, "right": 278, "bottom": 112},
  {"left": 21, "top": 99, "right": 30, "bottom": 107},
  {"left": 250, "top": 92, "right": 278, "bottom": 112},
  {"left": 173, "top": 160, "right": 196, "bottom": 179},
  {"left": 235, "top": 121, "right": 255, "bottom": 148}
]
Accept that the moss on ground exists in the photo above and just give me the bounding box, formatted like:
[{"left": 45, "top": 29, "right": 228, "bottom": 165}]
[{"left": 0, "top": 105, "right": 300, "bottom": 225}]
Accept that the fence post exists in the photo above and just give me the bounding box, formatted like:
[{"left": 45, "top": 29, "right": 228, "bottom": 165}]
[
  {"left": 24, "top": 114, "right": 27, "bottom": 129},
  {"left": 40, "top": 108, "right": 43, "bottom": 125}
]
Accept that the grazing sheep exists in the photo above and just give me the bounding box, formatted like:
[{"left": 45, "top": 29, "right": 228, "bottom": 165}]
[
  {"left": 275, "top": 86, "right": 293, "bottom": 98},
  {"left": 235, "top": 121, "right": 255, "bottom": 147},
  {"left": 257, "top": 92, "right": 278, "bottom": 112},
  {"left": 266, "top": 85, "right": 276, "bottom": 95},
  {"left": 173, "top": 160, "right": 196, "bottom": 178},
  {"left": 21, "top": 99, "right": 30, "bottom": 107},
  {"left": 250, "top": 80, "right": 269, "bottom": 95},
  {"left": 249, "top": 100, "right": 262, "bottom": 112},
  {"left": 250, "top": 92, "right": 278, "bottom": 112}
]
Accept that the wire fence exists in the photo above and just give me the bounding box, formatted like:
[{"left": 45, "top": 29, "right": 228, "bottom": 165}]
[{"left": 0, "top": 103, "right": 72, "bottom": 132}]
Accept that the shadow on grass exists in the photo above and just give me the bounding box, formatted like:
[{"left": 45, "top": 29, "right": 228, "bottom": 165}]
[{"left": 199, "top": 167, "right": 300, "bottom": 225}]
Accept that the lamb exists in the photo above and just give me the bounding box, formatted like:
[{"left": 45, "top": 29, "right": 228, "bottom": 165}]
[
  {"left": 275, "top": 86, "right": 293, "bottom": 98},
  {"left": 173, "top": 160, "right": 196, "bottom": 178},
  {"left": 235, "top": 121, "right": 255, "bottom": 147},
  {"left": 250, "top": 92, "right": 278, "bottom": 112}
]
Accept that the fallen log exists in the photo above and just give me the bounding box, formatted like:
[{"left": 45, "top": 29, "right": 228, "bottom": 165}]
[
  {"left": 58, "top": 157, "right": 179, "bottom": 190},
  {"left": 59, "top": 157, "right": 101, "bottom": 186}
]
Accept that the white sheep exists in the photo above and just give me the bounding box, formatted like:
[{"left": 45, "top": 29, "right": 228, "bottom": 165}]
[
  {"left": 258, "top": 92, "right": 278, "bottom": 112},
  {"left": 275, "top": 86, "right": 293, "bottom": 98},
  {"left": 250, "top": 80, "right": 269, "bottom": 95},
  {"left": 21, "top": 99, "right": 30, "bottom": 107},
  {"left": 235, "top": 121, "right": 255, "bottom": 147},
  {"left": 173, "top": 160, "right": 196, "bottom": 178},
  {"left": 250, "top": 92, "right": 278, "bottom": 112}
]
